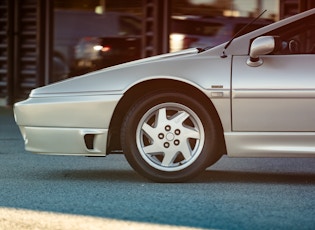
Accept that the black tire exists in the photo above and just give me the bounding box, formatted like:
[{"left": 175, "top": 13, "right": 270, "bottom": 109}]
[{"left": 121, "top": 90, "right": 221, "bottom": 182}]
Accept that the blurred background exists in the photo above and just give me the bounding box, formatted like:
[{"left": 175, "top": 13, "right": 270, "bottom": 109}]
[{"left": 0, "top": 0, "right": 314, "bottom": 105}]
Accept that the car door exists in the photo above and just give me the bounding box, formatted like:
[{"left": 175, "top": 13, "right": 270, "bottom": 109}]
[{"left": 231, "top": 14, "right": 315, "bottom": 132}]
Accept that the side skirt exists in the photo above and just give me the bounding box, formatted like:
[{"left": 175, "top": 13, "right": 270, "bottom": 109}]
[{"left": 224, "top": 132, "right": 315, "bottom": 157}]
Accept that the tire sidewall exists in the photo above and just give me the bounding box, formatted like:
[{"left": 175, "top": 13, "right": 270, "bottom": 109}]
[{"left": 122, "top": 91, "right": 218, "bottom": 182}]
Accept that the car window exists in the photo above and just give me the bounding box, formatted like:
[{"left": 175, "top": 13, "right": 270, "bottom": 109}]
[{"left": 265, "top": 14, "right": 315, "bottom": 54}]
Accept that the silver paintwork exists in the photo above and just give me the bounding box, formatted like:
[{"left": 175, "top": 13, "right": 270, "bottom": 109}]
[
  {"left": 14, "top": 8, "right": 315, "bottom": 158},
  {"left": 246, "top": 36, "right": 276, "bottom": 67},
  {"left": 20, "top": 126, "right": 107, "bottom": 155},
  {"left": 232, "top": 55, "right": 315, "bottom": 131}
]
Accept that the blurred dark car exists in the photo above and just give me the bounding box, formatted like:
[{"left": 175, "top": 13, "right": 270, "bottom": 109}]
[
  {"left": 74, "top": 36, "right": 141, "bottom": 75},
  {"left": 54, "top": 10, "right": 141, "bottom": 80}
]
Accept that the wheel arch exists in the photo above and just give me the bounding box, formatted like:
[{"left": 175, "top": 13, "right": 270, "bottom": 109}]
[{"left": 106, "top": 79, "right": 226, "bottom": 155}]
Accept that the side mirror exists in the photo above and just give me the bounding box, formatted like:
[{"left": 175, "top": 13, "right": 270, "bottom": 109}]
[{"left": 247, "top": 36, "right": 281, "bottom": 67}]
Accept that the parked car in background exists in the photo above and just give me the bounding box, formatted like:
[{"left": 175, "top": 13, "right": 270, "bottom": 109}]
[
  {"left": 14, "top": 9, "right": 315, "bottom": 182},
  {"left": 53, "top": 10, "right": 141, "bottom": 80},
  {"left": 73, "top": 36, "right": 141, "bottom": 75}
]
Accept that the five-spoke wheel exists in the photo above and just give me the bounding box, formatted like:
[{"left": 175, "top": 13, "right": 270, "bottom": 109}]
[{"left": 121, "top": 91, "right": 220, "bottom": 182}]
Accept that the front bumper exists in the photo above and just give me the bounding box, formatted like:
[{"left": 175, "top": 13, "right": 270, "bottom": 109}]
[
  {"left": 19, "top": 126, "right": 108, "bottom": 155},
  {"left": 14, "top": 94, "right": 121, "bottom": 155}
]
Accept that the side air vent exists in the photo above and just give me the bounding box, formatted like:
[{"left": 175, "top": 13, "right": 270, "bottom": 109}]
[{"left": 84, "top": 134, "right": 95, "bottom": 150}]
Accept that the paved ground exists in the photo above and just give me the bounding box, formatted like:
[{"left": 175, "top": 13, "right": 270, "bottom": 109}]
[
  {"left": 0, "top": 207, "right": 204, "bottom": 230},
  {"left": 1, "top": 106, "right": 315, "bottom": 230}
]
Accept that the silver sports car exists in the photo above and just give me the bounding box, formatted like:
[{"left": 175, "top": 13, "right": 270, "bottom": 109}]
[{"left": 14, "top": 9, "right": 315, "bottom": 182}]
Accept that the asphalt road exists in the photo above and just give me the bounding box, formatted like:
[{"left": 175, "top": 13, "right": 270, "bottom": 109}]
[{"left": 1, "top": 107, "right": 315, "bottom": 230}]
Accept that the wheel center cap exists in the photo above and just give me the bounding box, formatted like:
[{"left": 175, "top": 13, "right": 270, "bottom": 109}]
[{"left": 166, "top": 133, "right": 175, "bottom": 141}]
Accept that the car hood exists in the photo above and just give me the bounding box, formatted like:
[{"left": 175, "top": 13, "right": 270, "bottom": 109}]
[{"left": 31, "top": 48, "right": 202, "bottom": 97}]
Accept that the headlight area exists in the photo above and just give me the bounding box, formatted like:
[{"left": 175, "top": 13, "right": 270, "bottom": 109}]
[{"left": 14, "top": 94, "right": 121, "bottom": 128}]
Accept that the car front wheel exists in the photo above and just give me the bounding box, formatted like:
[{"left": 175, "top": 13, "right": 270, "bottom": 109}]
[{"left": 121, "top": 91, "right": 220, "bottom": 182}]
